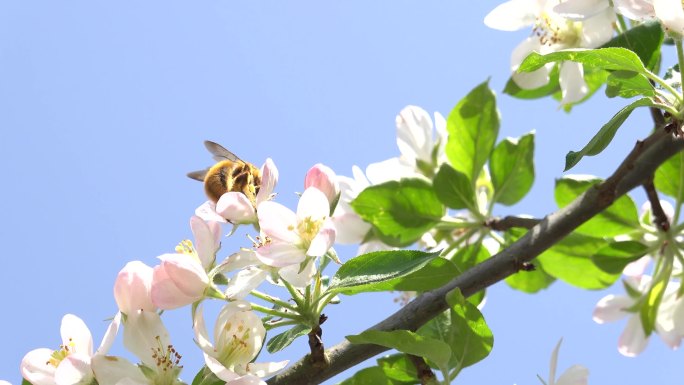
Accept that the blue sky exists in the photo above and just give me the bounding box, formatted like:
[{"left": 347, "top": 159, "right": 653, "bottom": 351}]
[{"left": 0, "top": 1, "right": 679, "bottom": 384}]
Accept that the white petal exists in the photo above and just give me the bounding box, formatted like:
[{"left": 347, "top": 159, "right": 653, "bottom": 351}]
[
  {"left": 157, "top": 254, "right": 209, "bottom": 297},
  {"left": 219, "top": 249, "right": 261, "bottom": 272},
  {"left": 592, "top": 294, "right": 632, "bottom": 323},
  {"left": 257, "top": 201, "right": 299, "bottom": 243},
  {"left": 151, "top": 263, "right": 200, "bottom": 310},
  {"left": 204, "top": 353, "right": 241, "bottom": 382},
  {"left": 653, "top": 0, "right": 684, "bottom": 35},
  {"left": 622, "top": 256, "right": 651, "bottom": 278},
  {"left": 123, "top": 311, "right": 170, "bottom": 368},
  {"left": 555, "top": 365, "right": 589, "bottom": 385},
  {"left": 559, "top": 61, "right": 588, "bottom": 105},
  {"left": 60, "top": 314, "right": 93, "bottom": 358},
  {"left": 395, "top": 105, "right": 433, "bottom": 163},
  {"left": 554, "top": 0, "right": 608, "bottom": 19},
  {"left": 227, "top": 375, "right": 267, "bottom": 385},
  {"left": 332, "top": 212, "right": 371, "bottom": 244},
  {"left": 114, "top": 261, "right": 155, "bottom": 314},
  {"left": 191, "top": 215, "right": 222, "bottom": 269},
  {"left": 549, "top": 339, "right": 562, "bottom": 384},
  {"left": 296, "top": 188, "right": 330, "bottom": 221},
  {"left": 307, "top": 219, "right": 336, "bottom": 257},
  {"left": 245, "top": 361, "right": 289, "bottom": 377},
  {"left": 257, "top": 158, "right": 279, "bottom": 204},
  {"left": 511, "top": 37, "right": 552, "bottom": 89},
  {"left": 613, "top": 0, "right": 655, "bottom": 20},
  {"left": 91, "top": 355, "right": 147, "bottom": 385},
  {"left": 225, "top": 267, "right": 269, "bottom": 300},
  {"left": 195, "top": 201, "right": 228, "bottom": 223},
  {"left": 618, "top": 315, "right": 649, "bottom": 356},
  {"left": 279, "top": 259, "right": 316, "bottom": 288},
  {"left": 580, "top": 9, "right": 616, "bottom": 47},
  {"left": 193, "top": 304, "right": 215, "bottom": 354},
  {"left": 256, "top": 241, "right": 306, "bottom": 267},
  {"left": 365, "top": 158, "right": 418, "bottom": 184},
  {"left": 95, "top": 313, "right": 121, "bottom": 356},
  {"left": 21, "top": 348, "right": 57, "bottom": 385},
  {"left": 217, "top": 192, "right": 257, "bottom": 224},
  {"left": 484, "top": 0, "right": 543, "bottom": 31},
  {"left": 54, "top": 355, "right": 92, "bottom": 385}
]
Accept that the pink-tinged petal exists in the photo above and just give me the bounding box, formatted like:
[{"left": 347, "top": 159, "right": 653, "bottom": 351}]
[
  {"left": 307, "top": 219, "right": 336, "bottom": 257},
  {"left": 157, "top": 254, "right": 209, "bottom": 296},
  {"left": 593, "top": 294, "right": 632, "bottom": 323},
  {"left": 257, "top": 201, "right": 299, "bottom": 243},
  {"left": 195, "top": 201, "right": 228, "bottom": 223},
  {"left": 257, "top": 158, "right": 279, "bottom": 205},
  {"left": 618, "top": 315, "right": 649, "bottom": 356},
  {"left": 245, "top": 361, "right": 289, "bottom": 377},
  {"left": 395, "top": 105, "right": 433, "bottom": 163},
  {"left": 217, "top": 192, "right": 257, "bottom": 224},
  {"left": 554, "top": 0, "right": 608, "bottom": 19},
  {"left": 305, "top": 164, "right": 340, "bottom": 209},
  {"left": 225, "top": 267, "right": 269, "bottom": 300},
  {"left": 204, "top": 353, "right": 240, "bottom": 382},
  {"left": 54, "top": 354, "right": 92, "bottom": 385},
  {"left": 297, "top": 188, "right": 330, "bottom": 220},
  {"left": 484, "top": 0, "right": 542, "bottom": 30},
  {"left": 227, "top": 375, "right": 267, "bottom": 385},
  {"left": 332, "top": 212, "right": 370, "bottom": 244},
  {"left": 256, "top": 242, "right": 306, "bottom": 267},
  {"left": 151, "top": 263, "right": 200, "bottom": 310},
  {"left": 123, "top": 311, "right": 170, "bottom": 368},
  {"left": 559, "top": 61, "right": 588, "bottom": 105},
  {"left": 21, "top": 348, "right": 57, "bottom": 385},
  {"left": 113, "top": 261, "right": 155, "bottom": 314},
  {"left": 556, "top": 365, "right": 589, "bottom": 385},
  {"left": 613, "top": 0, "right": 655, "bottom": 20},
  {"left": 219, "top": 249, "right": 261, "bottom": 273},
  {"left": 191, "top": 215, "right": 222, "bottom": 269},
  {"left": 653, "top": 0, "right": 684, "bottom": 35},
  {"left": 95, "top": 313, "right": 121, "bottom": 356},
  {"left": 673, "top": 297, "right": 684, "bottom": 335},
  {"left": 279, "top": 259, "right": 316, "bottom": 288},
  {"left": 91, "top": 355, "right": 146, "bottom": 385},
  {"left": 60, "top": 314, "right": 93, "bottom": 357},
  {"left": 511, "top": 37, "right": 551, "bottom": 89}
]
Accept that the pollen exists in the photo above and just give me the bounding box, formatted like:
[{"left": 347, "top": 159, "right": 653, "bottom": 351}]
[
  {"left": 533, "top": 11, "right": 581, "bottom": 48},
  {"left": 297, "top": 216, "right": 323, "bottom": 241},
  {"left": 150, "top": 335, "right": 182, "bottom": 371}
]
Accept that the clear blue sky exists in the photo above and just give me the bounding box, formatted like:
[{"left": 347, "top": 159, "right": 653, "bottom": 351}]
[{"left": 0, "top": 2, "right": 679, "bottom": 384}]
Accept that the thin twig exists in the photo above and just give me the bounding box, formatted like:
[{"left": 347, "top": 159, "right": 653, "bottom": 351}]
[{"left": 643, "top": 175, "right": 670, "bottom": 231}]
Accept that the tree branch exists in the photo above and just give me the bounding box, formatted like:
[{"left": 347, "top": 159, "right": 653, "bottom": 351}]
[
  {"left": 485, "top": 216, "right": 541, "bottom": 231},
  {"left": 267, "top": 129, "right": 684, "bottom": 385}
]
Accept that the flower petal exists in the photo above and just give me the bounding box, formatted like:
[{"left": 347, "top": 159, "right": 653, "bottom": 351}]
[
  {"left": 613, "top": 0, "right": 655, "bottom": 20},
  {"left": 21, "top": 348, "right": 57, "bottom": 385},
  {"left": 278, "top": 259, "right": 316, "bottom": 288},
  {"left": 654, "top": 0, "right": 684, "bottom": 35},
  {"left": 555, "top": 365, "right": 589, "bottom": 385},
  {"left": 365, "top": 158, "right": 418, "bottom": 184},
  {"left": 157, "top": 254, "right": 209, "bottom": 296},
  {"left": 225, "top": 267, "right": 269, "bottom": 300},
  {"left": 54, "top": 354, "right": 92, "bottom": 385},
  {"left": 95, "top": 312, "right": 121, "bottom": 356},
  {"left": 219, "top": 249, "right": 261, "bottom": 273},
  {"left": 559, "top": 61, "right": 588, "bottom": 105},
  {"left": 593, "top": 294, "right": 632, "bottom": 323},
  {"left": 216, "top": 192, "right": 257, "bottom": 224},
  {"left": 296, "top": 187, "right": 330, "bottom": 220},
  {"left": 245, "top": 361, "right": 289, "bottom": 377},
  {"left": 332, "top": 212, "right": 370, "bottom": 244},
  {"left": 511, "top": 37, "right": 552, "bottom": 89},
  {"left": 395, "top": 105, "right": 433, "bottom": 163},
  {"left": 227, "top": 375, "right": 267, "bottom": 385},
  {"left": 580, "top": 8, "right": 616, "bottom": 48},
  {"left": 61, "top": 314, "right": 93, "bottom": 358},
  {"left": 122, "top": 311, "right": 170, "bottom": 368},
  {"left": 151, "top": 262, "right": 200, "bottom": 310},
  {"left": 91, "top": 355, "right": 147, "bottom": 385},
  {"left": 256, "top": 158, "right": 279, "bottom": 205},
  {"left": 554, "top": 0, "right": 608, "bottom": 19},
  {"left": 113, "top": 261, "right": 155, "bottom": 314},
  {"left": 484, "top": 0, "right": 543, "bottom": 31},
  {"left": 256, "top": 241, "right": 306, "bottom": 267},
  {"left": 191, "top": 215, "right": 222, "bottom": 269},
  {"left": 195, "top": 201, "right": 228, "bottom": 223},
  {"left": 618, "top": 315, "right": 649, "bottom": 356},
  {"left": 257, "top": 201, "right": 299, "bottom": 243},
  {"left": 307, "top": 219, "right": 336, "bottom": 257}
]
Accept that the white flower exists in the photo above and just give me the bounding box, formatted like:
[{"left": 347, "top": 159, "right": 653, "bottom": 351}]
[
  {"left": 485, "top": 0, "right": 615, "bottom": 105},
  {"left": 542, "top": 339, "right": 588, "bottom": 385},
  {"left": 21, "top": 314, "right": 120, "bottom": 385},
  {"left": 194, "top": 301, "right": 288, "bottom": 383}
]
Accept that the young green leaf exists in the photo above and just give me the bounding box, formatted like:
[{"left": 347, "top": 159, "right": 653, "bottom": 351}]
[
  {"left": 446, "top": 81, "right": 500, "bottom": 183},
  {"left": 605, "top": 70, "right": 655, "bottom": 98},
  {"left": 191, "top": 367, "right": 224, "bottom": 385},
  {"left": 555, "top": 176, "right": 640, "bottom": 237},
  {"left": 519, "top": 47, "right": 648, "bottom": 75},
  {"left": 505, "top": 263, "right": 555, "bottom": 293},
  {"left": 266, "top": 324, "right": 312, "bottom": 353},
  {"left": 445, "top": 243, "right": 490, "bottom": 274},
  {"left": 328, "top": 250, "right": 458, "bottom": 295},
  {"left": 377, "top": 354, "right": 420, "bottom": 383},
  {"left": 351, "top": 178, "right": 444, "bottom": 247},
  {"left": 654, "top": 151, "right": 684, "bottom": 201},
  {"left": 640, "top": 278, "right": 667, "bottom": 336},
  {"left": 592, "top": 241, "right": 649, "bottom": 274},
  {"left": 337, "top": 366, "right": 410, "bottom": 385},
  {"left": 503, "top": 65, "right": 560, "bottom": 99},
  {"left": 601, "top": 21, "right": 664, "bottom": 71},
  {"left": 489, "top": 132, "right": 535, "bottom": 206},
  {"left": 433, "top": 164, "right": 477, "bottom": 210},
  {"left": 564, "top": 97, "right": 655, "bottom": 170},
  {"left": 347, "top": 330, "right": 452, "bottom": 374}
]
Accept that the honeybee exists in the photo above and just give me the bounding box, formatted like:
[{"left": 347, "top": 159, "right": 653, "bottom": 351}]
[{"left": 187, "top": 141, "right": 262, "bottom": 205}]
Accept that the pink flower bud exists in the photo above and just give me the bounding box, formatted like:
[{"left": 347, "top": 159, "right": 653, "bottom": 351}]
[
  {"left": 114, "top": 261, "right": 155, "bottom": 314},
  {"left": 304, "top": 163, "right": 340, "bottom": 213},
  {"left": 151, "top": 253, "right": 209, "bottom": 310}
]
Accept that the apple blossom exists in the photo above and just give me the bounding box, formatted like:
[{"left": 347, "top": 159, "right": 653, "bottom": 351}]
[
  {"left": 195, "top": 158, "right": 279, "bottom": 225},
  {"left": 21, "top": 313, "right": 120, "bottom": 385},
  {"left": 193, "top": 301, "right": 288, "bottom": 383},
  {"left": 92, "top": 310, "right": 183, "bottom": 385},
  {"left": 114, "top": 261, "right": 155, "bottom": 314},
  {"left": 540, "top": 339, "right": 588, "bottom": 385},
  {"left": 485, "top": 0, "right": 615, "bottom": 105},
  {"left": 256, "top": 187, "right": 336, "bottom": 268},
  {"left": 151, "top": 252, "right": 210, "bottom": 309},
  {"left": 305, "top": 163, "right": 340, "bottom": 214}
]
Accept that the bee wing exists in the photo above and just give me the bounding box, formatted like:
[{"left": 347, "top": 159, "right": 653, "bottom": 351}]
[
  {"left": 204, "top": 140, "right": 241, "bottom": 162},
  {"left": 187, "top": 169, "right": 208, "bottom": 181}
]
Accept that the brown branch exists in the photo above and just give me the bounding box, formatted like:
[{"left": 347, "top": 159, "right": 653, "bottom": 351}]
[
  {"left": 307, "top": 314, "right": 328, "bottom": 368},
  {"left": 407, "top": 354, "right": 437, "bottom": 385},
  {"left": 643, "top": 176, "right": 670, "bottom": 231},
  {"left": 485, "top": 216, "right": 542, "bottom": 231},
  {"left": 267, "top": 129, "right": 684, "bottom": 385}
]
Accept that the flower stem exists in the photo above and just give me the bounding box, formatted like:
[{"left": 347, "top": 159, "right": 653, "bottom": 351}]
[
  {"left": 250, "top": 303, "right": 304, "bottom": 321},
  {"left": 250, "top": 289, "right": 299, "bottom": 312}
]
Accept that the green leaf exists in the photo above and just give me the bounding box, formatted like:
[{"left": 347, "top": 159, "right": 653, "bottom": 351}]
[
  {"left": 641, "top": 278, "right": 667, "bottom": 336},
  {"left": 328, "top": 250, "right": 458, "bottom": 295},
  {"left": 352, "top": 179, "right": 444, "bottom": 247},
  {"left": 337, "top": 366, "right": 411, "bottom": 385},
  {"left": 489, "top": 132, "right": 535, "bottom": 205},
  {"left": 503, "top": 65, "right": 560, "bottom": 99},
  {"left": 655, "top": 151, "right": 684, "bottom": 201},
  {"left": 519, "top": 47, "right": 648, "bottom": 74},
  {"left": 537, "top": 232, "right": 619, "bottom": 289},
  {"left": 377, "top": 354, "right": 420, "bottom": 383},
  {"left": 601, "top": 21, "right": 664, "bottom": 71},
  {"left": 347, "top": 330, "right": 452, "bottom": 373},
  {"left": 555, "top": 176, "right": 640, "bottom": 237},
  {"left": 592, "top": 241, "right": 649, "bottom": 274},
  {"left": 446, "top": 243, "right": 490, "bottom": 274},
  {"left": 605, "top": 70, "right": 655, "bottom": 98},
  {"left": 433, "top": 164, "right": 477, "bottom": 210},
  {"left": 505, "top": 263, "right": 555, "bottom": 293},
  {"left": 266, "top": 324, "right": 311, "bottom": 353},
  {"left": 191, "top": 367, "right": 224, "bottom": 385},
  {"left": 564, "top": 97, "right": 655, "bottom": 170},
  {"left": 446, "top": 81, "right": 500, "bottom": 183}
]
